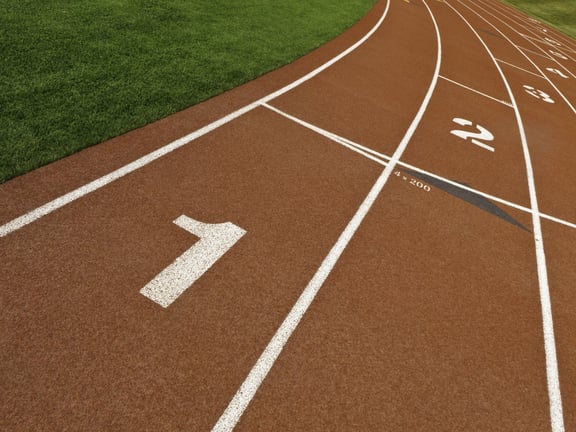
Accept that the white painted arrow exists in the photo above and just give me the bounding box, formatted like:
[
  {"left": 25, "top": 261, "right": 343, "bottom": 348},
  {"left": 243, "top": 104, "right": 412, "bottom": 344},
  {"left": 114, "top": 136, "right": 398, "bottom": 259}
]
[{"left": 140, "top": 215, "right": 246, "bottom": 308}]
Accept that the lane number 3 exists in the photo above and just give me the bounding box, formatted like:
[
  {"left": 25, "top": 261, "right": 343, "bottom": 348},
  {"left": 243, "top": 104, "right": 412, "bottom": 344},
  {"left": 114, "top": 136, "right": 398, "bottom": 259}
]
[
  {"left": 140, "top": 215, "right": 246, "bottom": 308},
  {"left": 523, "top": 85, "right": 555, "bottom": 103},
  {"left": 450, "top": 118, "right": 495, "bottom": 152}
]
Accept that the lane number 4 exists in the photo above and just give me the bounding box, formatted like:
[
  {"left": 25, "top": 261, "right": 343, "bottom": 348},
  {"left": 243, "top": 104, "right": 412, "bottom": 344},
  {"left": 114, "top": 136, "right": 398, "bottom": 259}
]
[
  {"left": 450, "top": 118, "right": 495, "bottom": 152},
  {"left": 546, "top": 68, "right": 569, "bottom": 79},
  {"left": 140, "top": 215, "right": 246, "bottom": 308},
  {"left": 523, "top": 85, "right": 555, "bottom": 103}
]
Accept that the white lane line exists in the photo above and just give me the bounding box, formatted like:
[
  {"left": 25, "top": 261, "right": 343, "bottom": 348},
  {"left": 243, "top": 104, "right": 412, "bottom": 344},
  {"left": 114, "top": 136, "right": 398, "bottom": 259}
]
[
  {"left": 471, "top": 0, "right": 576, "bottom": 109},
  {"left": 264, "top": 102, "right": 576, "bottom": 231},
  {"left": 261, "top": 103, "right": 389, "bottom": 166},
  {"left": 489, "top": 0, "right": 576, "bottom": 52},
  {"left": 449, "top": 2, "right": 566, "bottom": 431},
  {"left": 439, "top": 75, "right": 513, "bottom": 106},
  {"left": 478, "top": 0, "right": 576, "bottom": 57},
  {"left": 496, "top": 58, "right": 545, "bottom": 78},
  {"left": 0, "top": 0, "right": 390, "bottom": 239},
  {"left": 517, "top": 46, "right": 554, "bottom": 59},
  {"left": 520, "top": 34, "right": 576, "bottom": 55},
  {"left": 211, "top": 0, "right": 442, "bottom": 430}
]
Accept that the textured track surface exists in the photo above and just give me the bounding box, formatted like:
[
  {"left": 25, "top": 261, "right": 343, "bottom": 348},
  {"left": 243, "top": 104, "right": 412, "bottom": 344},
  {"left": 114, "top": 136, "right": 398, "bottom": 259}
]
[{"left": 2, "top": 1, "right": 575, "bottom": 431}]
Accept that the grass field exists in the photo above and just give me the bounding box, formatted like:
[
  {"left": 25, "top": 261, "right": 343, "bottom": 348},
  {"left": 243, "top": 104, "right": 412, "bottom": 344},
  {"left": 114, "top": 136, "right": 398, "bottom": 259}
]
[
  {"left": 502, "top": 0, "right": 576, "bottom": 39},
  {"left": 0, "top": 0, "right": 376, "bottom": 183}
]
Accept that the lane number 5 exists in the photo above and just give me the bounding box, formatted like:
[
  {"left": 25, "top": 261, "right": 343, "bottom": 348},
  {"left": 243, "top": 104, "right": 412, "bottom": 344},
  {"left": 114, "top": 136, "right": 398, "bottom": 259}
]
[
  {"left": 140, "top": 215, "right": 246, "bottom": 308},
  {"left": 450, "top": 118, "right": 495, "bottom": 152}
]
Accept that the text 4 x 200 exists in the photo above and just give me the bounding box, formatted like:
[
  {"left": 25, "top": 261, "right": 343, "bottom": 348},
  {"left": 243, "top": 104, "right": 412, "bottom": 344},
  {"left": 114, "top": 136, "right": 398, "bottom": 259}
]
[{"left": 394, "top": 171, "right": 431, "bottom": 192}]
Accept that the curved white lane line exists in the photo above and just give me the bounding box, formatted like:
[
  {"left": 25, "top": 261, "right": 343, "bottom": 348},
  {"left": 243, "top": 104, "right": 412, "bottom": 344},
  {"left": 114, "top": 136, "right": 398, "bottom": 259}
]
[
  {"left": 476, "top": 0, "right": 576, "bottom": 78},
  {"left": 211, "top": 0, "right": 442, "bottom": 430},
  {"left": 0, "top": 0, "right": 389, "bottom": 239},
  {"left": 482, "top": 0, "right": 576, "bottom": 52},
  {"left": 447, "top": 2, "right": 565, "bottom": 431},
  {"left": 463, "top": 0, "right": 576, "bottom": 115}
]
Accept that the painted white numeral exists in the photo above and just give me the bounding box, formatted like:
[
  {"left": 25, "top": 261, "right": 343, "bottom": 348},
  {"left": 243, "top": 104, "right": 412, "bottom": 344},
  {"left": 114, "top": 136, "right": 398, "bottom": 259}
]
[
  {"left": 549, "top": 50, "right": 568, "bottom": 60},
  {"left": 545, "top": 37, "right": 561, "bottom": 47},
  {"left": 450, "top": 118, "right": 495, "bottom": 152},
  {"left": 140, "top": 215, "right": 246, "bottom": 308},
  {"left": 546, "top": 67, "right": 569, "bottom": 79},
  {"left": 523, "top": 85, "right": 555, "bottom": 103}
]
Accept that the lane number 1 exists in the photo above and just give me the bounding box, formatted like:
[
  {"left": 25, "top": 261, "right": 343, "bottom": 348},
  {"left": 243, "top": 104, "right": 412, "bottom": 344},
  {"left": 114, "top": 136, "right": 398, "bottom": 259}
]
[
  {"left": 140, "top": 215, "right": 246, "bottom": 308},
  {"left": 450, "top": 118, "right": 495, "bottom": 152}
]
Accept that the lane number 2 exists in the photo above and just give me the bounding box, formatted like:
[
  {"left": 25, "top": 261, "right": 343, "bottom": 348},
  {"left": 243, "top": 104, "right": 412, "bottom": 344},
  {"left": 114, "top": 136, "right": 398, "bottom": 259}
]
[
  {"left": 450, "top": 118, "right": 495, "bottom": 152},
  {"left": 523, "top": 85, "right": 555, "bottom": 103},
  {"left": 140, "top": 215, "right": 246, "bottom": 308}
]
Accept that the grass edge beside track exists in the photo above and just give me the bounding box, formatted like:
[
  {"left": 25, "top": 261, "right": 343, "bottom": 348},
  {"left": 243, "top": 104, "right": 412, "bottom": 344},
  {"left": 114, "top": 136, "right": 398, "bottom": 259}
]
[{"left": 0, "top": 0, "right": 377, "bottom": 184}]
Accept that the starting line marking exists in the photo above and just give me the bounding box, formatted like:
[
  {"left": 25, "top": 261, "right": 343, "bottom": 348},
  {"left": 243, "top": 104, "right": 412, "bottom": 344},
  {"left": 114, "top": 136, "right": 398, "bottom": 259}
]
[
  {"left": 496, "top": 58, "right": 545, "bottom": 78},
  {"left": 439, "top": 75, "right": 513, "bottom": 106},
  {"left": 263, "top": 103, "right": 576, "bottom": 231}
]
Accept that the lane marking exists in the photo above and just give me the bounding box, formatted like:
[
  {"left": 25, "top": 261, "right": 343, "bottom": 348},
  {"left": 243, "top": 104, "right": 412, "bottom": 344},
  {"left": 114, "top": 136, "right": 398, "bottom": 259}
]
[
  {"left": 470, "top": 0, "right": 576, "bottom": 112},
  {"left": 212, "top": 0, "right": 442, "bottom": 429},
  {"left": 450, "top": 117, "right": 496, "bottom": 151},
  {"left": 521, "top": 33, "right": 576, "bottom": 54},
  {"left": 263, "top": 103, "right": 576, "bottom": 231},
  {"left": 496, "top": 58, "right": 544, "bottom": 78},
  {"left": 261, "top": 103, "right": 388, "bottom": 166},
  {"left": 523, "top": 85, "right": 555, "bottom": 103},
  {"left": 439, "top": 75, "right": 513, "bottom": 106},
  {"left": 517, "top": 46, "right": 554, "bottom": 59},
  {"left": 546, "top": 68, "right": 569, "bottom": 79},
  {"left": 140, "top": 216, "right": 246, "bottom": 308},
  {"left": 478, "top": 0, "right": 576, "bottom": 54},
  {"left": 0, "top": 0, "right": 391, "bottom": 239},
  {"left": 448, "top": 2, "right": 566, "bottom": 431},
  {"left": 478, "top": 0, "right": 576, "bottom": 73}
]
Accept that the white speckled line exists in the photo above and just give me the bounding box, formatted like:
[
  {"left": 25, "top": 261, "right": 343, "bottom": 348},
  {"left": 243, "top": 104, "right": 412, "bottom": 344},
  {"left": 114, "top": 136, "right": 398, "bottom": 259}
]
[
  {"left": 0, "top": 0, "right": 389, "bottom": 239},
  {"left": 211, "top": 0, "right": 442, "bottom": 430},
  {"left": 449, "top": 2, "right": 565, "bottom": 430}
]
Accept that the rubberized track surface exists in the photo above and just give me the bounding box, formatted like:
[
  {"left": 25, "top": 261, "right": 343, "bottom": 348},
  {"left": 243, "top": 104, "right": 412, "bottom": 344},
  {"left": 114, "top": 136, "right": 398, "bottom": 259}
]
[{"left": 2, "top": 0, "right": 576, "bottom": 430}]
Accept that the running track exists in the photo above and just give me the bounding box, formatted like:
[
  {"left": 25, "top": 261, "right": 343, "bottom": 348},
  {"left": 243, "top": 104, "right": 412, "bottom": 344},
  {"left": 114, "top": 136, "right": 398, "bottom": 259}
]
[{"left": 2, "top": 0, "right": 576, "bottom": 430}]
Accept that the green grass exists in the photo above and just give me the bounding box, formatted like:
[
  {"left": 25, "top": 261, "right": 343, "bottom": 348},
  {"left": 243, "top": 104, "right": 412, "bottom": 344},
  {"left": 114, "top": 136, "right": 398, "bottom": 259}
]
[
  {"left": 501, "top": 0, "right": 576, "bottom": 39},
  {"left": 0, "top": 0, "right": 377, "bottom": 183}
]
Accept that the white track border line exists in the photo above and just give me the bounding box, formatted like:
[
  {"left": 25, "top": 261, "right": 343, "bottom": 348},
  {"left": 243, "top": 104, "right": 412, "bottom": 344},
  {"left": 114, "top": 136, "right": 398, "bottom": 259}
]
[
  {"left": 496, "top": 58, "right": 545, "bottom": 78},
  {"left": 0, "top": 0, "right": 389, "bottom": 239},
  {"left": 449, "top": 1, "right": 565, "bottom": 431},
  {"left": 211, "top": 0, "right": 442, "bottom": 429},
  {"left": 473, "top": 0, "right": 576, "bottom": 93},
  {"left": 439, "top": 75, "right": 513, "bottom": 106},
  {"left": 262, "top": 102, "right": 576, "bottom": 231}
]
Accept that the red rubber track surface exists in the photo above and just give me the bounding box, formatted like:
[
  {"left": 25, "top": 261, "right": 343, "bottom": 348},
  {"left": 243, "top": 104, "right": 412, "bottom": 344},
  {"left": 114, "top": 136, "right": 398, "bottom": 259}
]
[{"left": 1, "top": 0, "right": 575, "bottom": 431}]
